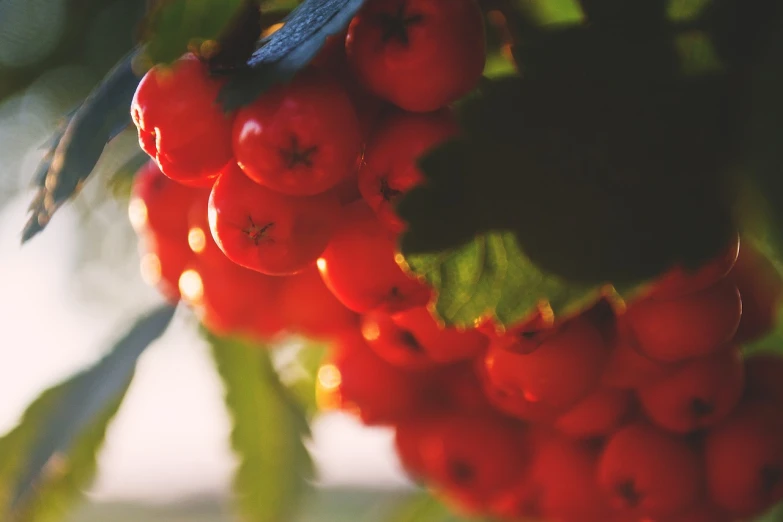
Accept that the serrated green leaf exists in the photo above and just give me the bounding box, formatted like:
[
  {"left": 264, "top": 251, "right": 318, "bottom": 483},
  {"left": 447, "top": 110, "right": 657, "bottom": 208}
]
[
  {"left": 141, "top": 0, "right": 247, "bottom": 64},
  {"left": 218, "top": 0, "right": 367, "bottom": 110},
  {"left": 0, "top": 304, "right": 175, "bottom": 522},
  {"left": 403, "top": 230, "right": 598, "bottom": 329},
  {"left": 22, "top": 50, "right": 141, "bottom": 243},
  {"left": 208, "top": 333, "right": 313, "bottom": 522}
]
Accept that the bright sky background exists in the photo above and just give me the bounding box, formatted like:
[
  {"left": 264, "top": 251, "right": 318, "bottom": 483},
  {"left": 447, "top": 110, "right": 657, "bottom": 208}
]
[{"left": 0, "top": 193, "right": 411, "bottom": 503}]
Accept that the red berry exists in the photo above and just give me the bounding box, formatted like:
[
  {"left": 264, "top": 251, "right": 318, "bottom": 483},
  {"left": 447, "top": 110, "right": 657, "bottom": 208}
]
[
  {"left": 728, "top": 241, "right": 783, "bottom": 343},
  {"left": 358, "top": 108, "right": 458, "bottom": 232},
  {"left": 417, "top": 411, "right": 530, "bottom": 507},
  {"left": 626, "top": 277, "right": 742, "bottom": 362},
  {"left": 138, "top": 233, "right": 194, "bottom": 304},
  {"left": 279, "top": 266, "right": 358, "bottom": 339},
  {"left": 602, "top": 318, "right": 675, "bottom": 389},
  {"left": 705, "top": 401, "right": 783, "bottom": 517},
  {"left": 131, "top": 53, "right": 233, "bottom": 186},
  {"left": 555, "top": 387, "right": 633, "bottom": 438},
  {"left": 638, "top": 346, "right": 745, "bottom": 433},
  {"left": 478, "top": 365, "right": 561, "bottom": 423},
  {"left": 208, "top": 164, "right": 340, "bottom": 275},
  {"left": 129, "top": 160, "right": 210, "bottom": 238},
  {"left": 531, "top": 435, "right": 612, "bottom": 522},
  {"left": 646, "top": 233, "right": 740, "bottom": 299},
  {"left": 651, "top": 503, "right": 732, "bottom": 522},
  {"left": 361, "top": 306, "right": 487, "bottom": 370},
  {"left": 346, "top": 0, "right": 486, "bottom": 112},
  {"left": 745, "top": 353, "right": 783, "bottom": 405},
  {"left": 598, "top": 423, "right": 703, "bottom": 518},
  {"left": 317, "top": 201, "right": 431, "bottom": 313},
  {"left": 232, "top": 68, "right": 362, "bottom": 196},
  {"left": 484, "top": 314, "right": 611, "bottom": 410}
]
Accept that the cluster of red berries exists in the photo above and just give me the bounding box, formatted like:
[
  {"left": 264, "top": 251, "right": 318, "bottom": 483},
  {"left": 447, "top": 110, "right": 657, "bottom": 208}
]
[{"left": 127, "top": 1, "right": 783, "bottom": 521}]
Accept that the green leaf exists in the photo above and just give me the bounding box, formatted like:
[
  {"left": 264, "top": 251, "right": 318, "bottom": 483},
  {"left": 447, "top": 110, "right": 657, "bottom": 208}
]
[
  {"left": 0, "top": 304, "right": 176, "bottom": 522},
  {"left": 208, "top": 333, "right": 313, "bottom": 522},
  {"left": 218, "top": 0, "right": 367, "bottom": 111},
  {"left": 274, "top": 340, "right": 328, "bottom": 420},
  {"left": 141, "top": 0, "right": 247, "bottom": 64},
  {"left": 22, "top": 50, "right": 141, "bottom": 243},
  {"left": 403, "top": 230, "right": 598, "bottom": 329}
]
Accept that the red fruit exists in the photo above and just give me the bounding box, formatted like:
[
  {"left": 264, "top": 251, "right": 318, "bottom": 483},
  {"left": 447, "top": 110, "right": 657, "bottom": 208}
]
[
  {"left": 728, "top": 241, "right": 783, "bottom": 343},
  {"left": 705, "top": 401, "right": 783, "bottom": 517},
  {"left": 602, "top": 318, "right": 675, "bottom": 389},
  {"left": 484, "top": 315, "right": 611, "bottom": 410},
  {"left": 394, "top": 419, "right": 429, "bottom": 480},
  {"left": 138, "top": 233, "right": 194, "bottom": 303},
  {"left": 129, "top": 160, "right": 210, "bottom": 238},
  {"left": 232, "top": 68, "right": 362, "bottom": 196},
  {"left": 745, "top": 353, "right": 783, "bottom": 405},
  {"left": 638, "top": 346, "right": 745, "bottom": 433},
  {"left": 185, "top": 188, "right": 229, "bottom": 265},
  {"left": 416, "top": 362, "right": 490, "bottom": 415},
  {"left": 488, "top": 477, "right": 541, "bottom": 521},
  {"left": 361, "top": 306, "right": 488, "bottom": 370},
  {"left": 646, "top": 233, "right": 740, "bottom": 299},
  {"left": 131, "top": 54, "right": 233, "bottom": 186},
  {"left": 279, "top": 267, "right": 358, "bottom": 340},
  {"left": 178, "top": 254, "right": 284, "bottom": 339},
  {"left": 478, "top": 369, "right": 562, "bottom": 423},
  {"left": 326, "top": 331, "right": 422, "bottom": 425},
  {"left": 208, "top": 164, "right": 340, "bottom": 275},
  {"left": 626, "top": 277, "right": 742, "bottom": 362},
  {"left": 598, "top": 423, "right": 703, "bottom": 518},
  {"left": 346, "top": 0, "right": 486, "bottom": 112},
  {"left": 358, "top": 108, "right": 458, "bottom": 232},
  {"left": 555, "top": 387, "right": 633, "bottom": 438},
  {"left": 317, "top": 201, "right": 431, "bottom": 313},
  {"left": 652, "top": 503, "right": 732, "bottom": 522},
  {"left": 532, "top": 435, "right": 612, "bottom": 522},
  {"left": 417, "top": 411, "right": 530, "bottom": 506}
]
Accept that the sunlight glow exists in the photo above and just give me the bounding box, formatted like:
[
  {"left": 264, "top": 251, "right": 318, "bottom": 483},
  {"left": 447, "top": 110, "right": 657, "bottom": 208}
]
[
  {"left": 178, "top": 269, "right": 204, "bottom": 303},
  {"left": 128, "top": 198, "right": 148, "bottom": 232},
  {"left": 188, "top": 227, "right": 207, "bottom": 254}
]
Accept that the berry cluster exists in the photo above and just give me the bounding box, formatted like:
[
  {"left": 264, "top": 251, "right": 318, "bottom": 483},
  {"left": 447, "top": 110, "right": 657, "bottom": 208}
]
[{"left": 127, "top": 1, "right": 783, "bottom": 521}]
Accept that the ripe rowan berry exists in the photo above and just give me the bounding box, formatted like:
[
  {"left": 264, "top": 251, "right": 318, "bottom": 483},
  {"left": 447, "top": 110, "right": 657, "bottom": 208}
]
[
  {"left": 598, "top": 422, "right": 703, "bottom": 518},
  {"left": 232, "top": 68, "right": 363, "bottom": 196},
  {"left": 484, "top": 314, "right": 611, "bottom": 410},
  {"left": 361, "top": 306, "right": 487, "bottom": 370},
  {"left": 626, "top": 277, "right": 742, "bottom": 362},
  {"left": 555, "top": 387, "right": 633, "bottom": 438},
  {"left": 601, "top": 318, "right": 675, "bottom": 389},
  {"left": 346, "top": 0, "right": 486, "bottom": 112},
  {"left": 317, "top": 201, "right": 431, "bottom": 313},
  {"left": 137, "top": 234, "right": 193, "bottom": 304},
  {"left": 638, "top": 346, "right": 745, "bottom": 433},
  {"left": 131, "top": 53, "right": 233, "bottom": 186},
  {"left": 728, "top": 241, "right": 783, "bottom": 343},
  {"left": 279, "top": 266, "right": 358, "bottom": 340},
  {"left": 358, "top": 108, "right": 458, "bottom": 232},
  {"left": 705, "top": 400, "right": 783, "bottom": 517},
  {"left": 646, "top": 233, "right": 740, "bottom": 299},
  {"left": 209, "top": 164, "right": 340, "bottom": 275}
]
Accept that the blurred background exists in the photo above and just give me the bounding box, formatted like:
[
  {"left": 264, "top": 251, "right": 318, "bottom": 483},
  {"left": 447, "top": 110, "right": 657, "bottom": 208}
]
[{"left": 0, "top": 0, "right": 421, "bottom": 519}]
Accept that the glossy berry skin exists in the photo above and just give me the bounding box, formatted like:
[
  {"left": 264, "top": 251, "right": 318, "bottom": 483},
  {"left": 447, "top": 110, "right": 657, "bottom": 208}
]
[
  {"left": 598, "top": 422, "right": 703, "bottom": 518},
  {"left": 646, "top": 233, "right": 740, "bottom": 299},
  {"left": 638, "top": 346, "right": 745, "bottom": 433},
  {"left": 358, "top": 108, "right": 458, "bottom": 232},
  {"left": 279, "top": 266, "right": 358, "bottom": 340},
  {"left": 129, "top": 160, "right": 210, "bottom": 239},
  {"left": 705, "top": 401, "right": 783, "bottom": 517},
  {"left": 361, "top": 306, "right": 488, "bottom": 370},
  {"left": 415, "top": 411, "right": 530, "bottom": 507},
  {"left": 531, "top": 435, "right": 612, "bottom": 522},
  {"left": 317, "top": 201, "right": 431, "bottom": 313},
  {"left": 209, "top": 164, "right": 340, "bottom": 275},
  {"left": 346, "top": 0, "right": 486, "bottom": 112},
  {"left": 484, "top": 315, "right": 611, "bottom": 410},
  {"left": 555, "top": 387, "right": 633, "bottom": 438},
  {"left": 728, "top": 241, "right": 783, "bottom": 343},
  {"left": 131, "top": 54, "right": 233, "bottom": 186},
  {"left": 625, "top": 277, "right": 742, "bottom": 362},
  {"left": 233, "top": 68, "right": 362, "bottom": 196}
]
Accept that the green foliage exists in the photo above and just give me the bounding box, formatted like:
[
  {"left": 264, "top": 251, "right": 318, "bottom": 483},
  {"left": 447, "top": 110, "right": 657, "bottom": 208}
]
[
  {"left": 0, "top": 305, "right": 175, "bottom": 522},
  {"left": 218, "top": 0, "right": 367, "bottom": 110},
  {"left": 22, "top": 51, "right": 141, "bottom": 243},
  {"left": 208, "top": 334, "right": 313, "bottom": 522},
  {"left": 385, "top": 492, "right": 489, "bottom": 522},
  {"left": 141, "top": 0, "right": 247, "bottom": 64}
]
